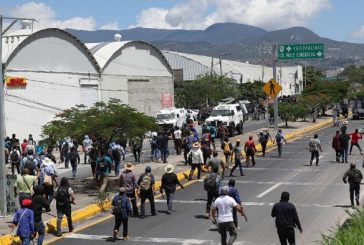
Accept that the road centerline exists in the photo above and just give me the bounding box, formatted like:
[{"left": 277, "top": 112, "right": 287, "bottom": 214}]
[{"left": 256, "top": 182, "right": 282, "bottom": 198}]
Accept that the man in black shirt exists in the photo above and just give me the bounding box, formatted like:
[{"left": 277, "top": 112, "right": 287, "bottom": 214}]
[
  {"left": 343, "top": 163, "right": 363, "bottom": 206},
  {"left": 340, "top": 130, "right": 350, "bottom": 163},
  {"left": 137, "top": 166, "right": 156, "bottom": 218},
  {"left": 160, "top": 164, "right": 184, "bottom": 214},
  {"left": 271, "top": 192, "right": 302, "bottom": 245},
  {"left": 32, "top": 185, "right": 51, "bottom": 245}
]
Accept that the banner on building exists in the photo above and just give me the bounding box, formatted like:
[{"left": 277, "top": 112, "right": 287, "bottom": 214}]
[
  {"left": 161, "top": 93, "right": 173, "bottom": 109},
  {"left": 5, "top": 76, "right": 27, "bottom": 88}
]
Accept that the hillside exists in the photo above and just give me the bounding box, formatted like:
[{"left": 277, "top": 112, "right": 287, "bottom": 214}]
[{"left": 67, "top": 23, "right": 364, "bottom": 69}]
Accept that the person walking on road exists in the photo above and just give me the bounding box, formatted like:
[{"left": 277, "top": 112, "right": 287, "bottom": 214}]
[
  {"left": 14, "top": 168, "right": 40, "bottom": 206},
  {"left": 182, "top": 131, "right": 194, "bottom": 165},
  {"left": 349, "top": 129, "right": 363, "bottom": 155},
  {"left": 211, "top": 186, "right": 245, "bottom": 245},
  {"left": 206, "top": 151, "right": 225, "bottom": 180},
  {"left": 82, "top": 135, "right": 93, "bottom": 164},
  {"left": 160, "top": 164, "right": 184, "bottom": 214},
  {"left": 271, "top": 191, "right": 303, "bottom": 245},
  {"left": 258, "top": 130, "right": 271, "bottom": 157},
  {"left": 10, "top": 199, "right": 34, "bottom": 245},
  {"left": 222, "top": 138, "right": 233, "bottom": 166},
  {"left": 137, "top": 165, "right": 157, "bottom": 218},
  {"left": 187, "top": 142, "right": 204, "bottom": 180},
  {"left": 173, "top": 126, "right": 183, "bottom": 155},
  {"left": 10, "top": 145, "right": 21, "bottom": 175},
  {"left": 204, "top": 168, "right": 221, "bottom": 218},
  {"left": 159, "top": 131, "right": 170, "bottom": 163},
  {"left": 31, "top": 185, "right": 51, "bottom": 245},
  {"left": 228, "top": 179, "right": 243, "bottom": 229},
  {"left": 96, "top": 150, "right": 113, "bottom": 194},
  {"left": 130, "top": 136, "right": 143, "bottom": 162},
  {"left": 275, "top": 129, "right": 287, "bottom": 157},
  {"left": 309, "top": 134, "right": 323, "bottom": 166},
  {"left": 55, "top": 177, "right": 75, "bottom": 237},
  {"left": 112, "top": 187, "right": 132, "bottom": 241},
  {"left": 119, "top": 162, "right": 139, "bottom": 216},
  {"left": 230, "top": 140, "right": 244, "bottom": 176},
  {"left": 68, "top": 146, "right": 80, "bottom": 178},
  {"left": 244, "top": 136, "right": 257, "bottom": 167},
  {"left": 343, "top": 163, "right": 363, "bottom": 206},
  {"left": 332, "top": 130, "right": 342, "bottom": 162},
  {"left": 340, "top": 130, "right": 350, "bottom": 163}
]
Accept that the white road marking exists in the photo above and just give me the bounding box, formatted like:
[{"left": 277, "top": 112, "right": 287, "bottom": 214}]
[
  {"left": 221, "top": 180, "right": 346, "bottom": 187},
  {"left": 154, "top": 200, "right": 336, "bottom": 208},
  {"left": 256, "top": 182, "right": 282, "bottom": 198}
]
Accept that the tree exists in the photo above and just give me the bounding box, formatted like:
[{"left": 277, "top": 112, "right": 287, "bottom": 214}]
[
  {"left": 41, "top": 99, "right": 156, "bottom": 152},
  {"left": 340, "top": 65, "right": 364, "bottom": 83},
  {"left": 174, "top": 74, "right": 236, "bottom": 108},
  {"left": 303, "top": 66, "right": 323, "bottom": 87},
  {"left": 237, "top": 80, "right": 266, "bottom": 101},
  {"left": 278, "top": 103, "right": 297, "bottom": 127}
]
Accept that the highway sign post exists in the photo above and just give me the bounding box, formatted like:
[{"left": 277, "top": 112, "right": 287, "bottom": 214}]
[{"left": 278, "top": 43, "right": 324, "bottom": 60}]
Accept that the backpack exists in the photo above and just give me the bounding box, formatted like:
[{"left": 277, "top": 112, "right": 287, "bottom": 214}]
[
  {"left": 223, "top": 142, "right": 231, "bottom": 154},
  {"left": 43, "top": 173, "right": 53, "bottom": 186},
  {"left": 276, "top": 133, "right": 283, "bottom": 143},
  {"left": 56, "top": 187, "right": 70, "bottom": 205},
  {"left": 10, "top": 150, "right": 20, "bottom": 163},
  {"left": 62, "top": 143, "right": 69, "bottom": 154},
  {"left": 69, "top": 152, "right": 78, "bottom": 162},
  {"left": 112, "top": 195, "right": 128, "bottom": 218},
  {"left": 139, "top": 173, "right": 152, "bottom": 192},
  {"left": 309, "top": 140, "right": 317, "bottom": 152},
  {"left": 24, "top": 159, "right": 36, "bottom": 174},
  {"left": 204, "top": 174, "right": 217, "bottom": 192}
]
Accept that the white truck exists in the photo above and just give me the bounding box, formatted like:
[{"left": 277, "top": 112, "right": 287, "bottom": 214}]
[
  {"left": 156, "top": 108, "right": 187, "bottom": 132},
  {"left": 205, "top": 103, "right": 245, "bottom": 136}
]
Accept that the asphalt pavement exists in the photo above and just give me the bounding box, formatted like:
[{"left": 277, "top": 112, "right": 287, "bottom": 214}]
[{"left": 49, "top": 120, "right": 364, "bottom": 245}]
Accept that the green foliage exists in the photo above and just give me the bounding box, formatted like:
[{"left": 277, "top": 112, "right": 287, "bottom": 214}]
[
  {"left": 321, "top": 208, "right": 364, "bottom": 244},
  {"left": 340, "top": 65, "right": 364, "bottom": 83},
  {"left": 41, "top": 99, "right": 156, "bottom": 149},
  {"left": 303, "top": 66, "right": 323, "bottom": 86},
  {"left": 237, "top": 81, "right": 266, "bottom": 101},
  {"left": 175, "top": 74, "right": 237, "bottom": 108}
]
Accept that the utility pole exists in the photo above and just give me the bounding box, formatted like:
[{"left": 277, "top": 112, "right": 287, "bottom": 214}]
[
  {"left": 0, "top": 15, "right": 6, "bottom": 217},
  {"left": 273, "top": 45, "right": 278, "bottom": 131}
]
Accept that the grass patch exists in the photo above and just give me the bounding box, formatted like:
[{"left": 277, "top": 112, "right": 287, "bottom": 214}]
[{"left": 321, "top": 208, "right": 364, "bottom": 244}]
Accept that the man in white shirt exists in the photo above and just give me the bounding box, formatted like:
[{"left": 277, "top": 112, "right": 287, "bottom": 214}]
[
  {"left": 173, "top": 126, "right": 183, "bottom": 155},
  {"left": 211, "top": 186, "right": 244, "bottom": 245},
  {"left": 82, "top": 135, "right": 93, "bottom": 164}
]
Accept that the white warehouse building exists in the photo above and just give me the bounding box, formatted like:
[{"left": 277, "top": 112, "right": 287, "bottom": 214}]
[{"left": 163, "top": 51, "right": 303, "bottom": 96}]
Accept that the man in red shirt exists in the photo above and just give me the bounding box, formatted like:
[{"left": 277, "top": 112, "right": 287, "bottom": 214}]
[
  {"left": 21, "top": 139, "right": 28, "bottom": 157},
  {"left": 349, "top": 129, "right": 363, "bottom": 155},
  {"left": 244, "top": 136, "right": 257, "bottom": 167},
  {"left": 332, "top": 130, "right": 341, "bottom": 162}
]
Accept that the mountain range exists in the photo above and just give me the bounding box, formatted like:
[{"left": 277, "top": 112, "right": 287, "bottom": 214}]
[{"left": 67, "top": 23, "right": 364, "bottom": 69}]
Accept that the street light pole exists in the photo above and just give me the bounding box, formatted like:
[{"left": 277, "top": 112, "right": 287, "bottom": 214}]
[{"left": 0, "top": 15, "right": 7, "bottom": 216}]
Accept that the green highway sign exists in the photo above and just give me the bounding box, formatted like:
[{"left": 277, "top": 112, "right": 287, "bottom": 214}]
[{"left": 277, "top": 43, "right": 324, "bottom": 60}]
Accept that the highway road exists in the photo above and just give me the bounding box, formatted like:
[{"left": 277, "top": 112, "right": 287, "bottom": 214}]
[{"left": 50, "top": 120, "right": 364, "bottom": 245}]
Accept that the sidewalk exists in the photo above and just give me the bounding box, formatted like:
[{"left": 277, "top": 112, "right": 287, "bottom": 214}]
[{"left": 0, "top": 116, "right": 333, "bottom": 243}]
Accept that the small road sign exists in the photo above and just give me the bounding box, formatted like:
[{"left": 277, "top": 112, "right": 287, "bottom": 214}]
[
  {"left": 263, "top": 79, "right": 282, "bottom": 97},
  {"left": 278, "top": 43, "right": 324, "bottom": 60}
]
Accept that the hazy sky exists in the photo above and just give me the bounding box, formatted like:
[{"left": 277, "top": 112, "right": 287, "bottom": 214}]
[{"left": 1, "top": 0, "right": 364, "bottom": 43}]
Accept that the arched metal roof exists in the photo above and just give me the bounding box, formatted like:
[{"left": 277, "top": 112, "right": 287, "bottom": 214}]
[
  {"left": 86, "top": 41, "right": 173, "bottom": 74},
  {"left": 5, "top": 28, "right": 101, "bottom": 73}
]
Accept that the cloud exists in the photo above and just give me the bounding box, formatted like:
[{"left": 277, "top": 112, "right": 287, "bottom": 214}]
[
  {"left": 7, "top": 1, "right": 103, "bottom": 31},
  {"left": 99, "top": 21, "right": 120, "bottom": 30},
  {"left": 133, "top": 0, "right": 332, "bottom": 30},
  {"left": 351, "top": 25, "right": 364, "bottom": 41}
]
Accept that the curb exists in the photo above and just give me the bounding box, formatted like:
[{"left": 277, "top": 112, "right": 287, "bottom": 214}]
[{"left": 0, "top": 118, "right": 333, "bottom": 245}]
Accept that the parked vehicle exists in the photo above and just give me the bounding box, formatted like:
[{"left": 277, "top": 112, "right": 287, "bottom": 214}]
[{"left": 156, "top": 108, "right": 187, "bottom": 132}]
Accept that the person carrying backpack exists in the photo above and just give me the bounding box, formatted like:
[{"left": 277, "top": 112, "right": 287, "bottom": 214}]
[
  {"left": 31, "top": 185, "right": 51, "bottom": 245},
  {"left": 309, "top": 134, "right": 323, "bottom": 166},
  {"left": 343, "top": 163, "right": 363, "bottom": 206},
  {"left": 274, "top": 129, "right": 287, "bottom": 157},
  {"left": 112, "top": 187, "right": 132, "bottom": 241},
  {"left": 119, "top": 162, "right": 139, "bottom": 216},
  {"left": 41, "top": 157, "right": 58, "bottom": 204},
  {"left": 22, "top": 150, "right": 38, "bottom": 176},
  {"left": 111, "top": 141, "right": 124, "bottom": 176},
  {"left": 230, "top": 139, "right": 245, "bottom": 176},
  {"left": 258, "top": 130, "right": 271, "bottom": 157},
  {"left": 222, "top": 138, "right": 233, "bottom": 166},
  {"left": 10, "top": 145, "right": 21, "bottom": 175},
  {"left": 96, "top": 150, "right": 113, "bottom": 194},
  {"left": 204, "top": 169, "right": 221, "bottom": 218},
  {"left": 68, "top": 147, "right": 80, "bottom": 178},
  {"left": 55, "top": 177, "right": 75, "bottom": 237},
  {"left": 137, "top": 166, "right": 156, "bottom": 218},
  {"left": 10, "top": 199, "right": 34, "bottom": 245}
]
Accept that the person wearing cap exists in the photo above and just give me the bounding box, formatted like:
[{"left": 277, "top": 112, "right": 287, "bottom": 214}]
[
  {"left": 119, "top": 162, "right": 139, "bottom": 216},
  {"left": 274, "top": 129, "right": 287, "bottom": 157},
  {"left": 343, "top": 163, "right": 363, "bottom": 206},
  {"left": 137, "top": 165, "right": 157, "bottom": 218},
  {"left": 112, "top": 187, "right": 132, "bottom": 241},
  {"left": 349, "top": 129, "right": 363, "bottom": 155},
  {"left": 211, "top": 186, "right": 244, "bottom": 245},
  {"left": 31, "top": 185, "right": 51, "bottom": 245},
  {"left": 271, "top": 192, "right": 302, "bottom": 245},
  {"left": 160, "top": 164, "right": 184, "bottom": 214},
  {"left": 229, "top": 139, "right": 245, "bottom": 177},
  {"left": 309, "top": 134, "right": 323, "bottom": 166},
  {"left": 244, "top": 136, "right": 257, "bottom": 167},
  {"left": 11, "top": 198, "right": 35, "bottom": 245},
  {"left": 187, "top": 142, "right": 204, "bottom": 180}
]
